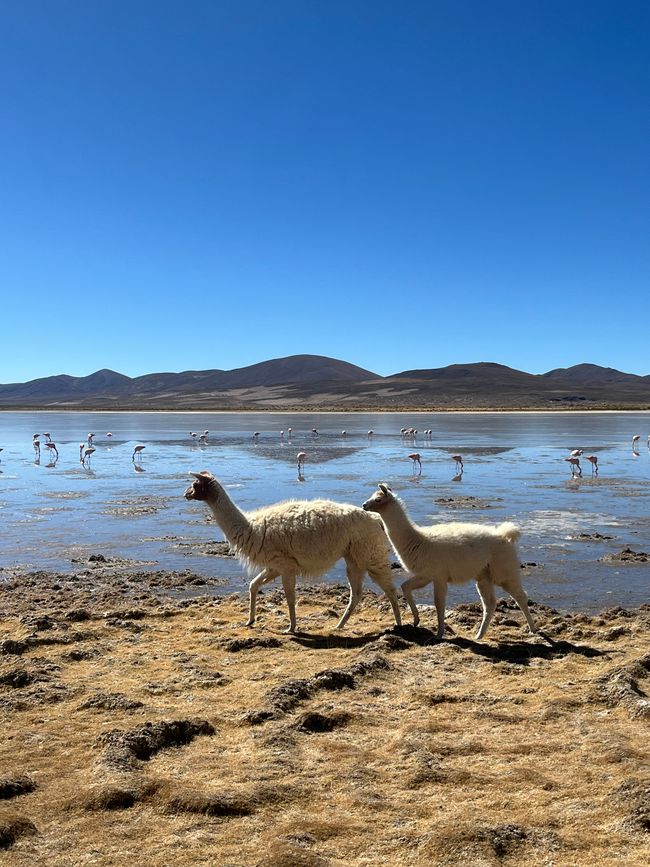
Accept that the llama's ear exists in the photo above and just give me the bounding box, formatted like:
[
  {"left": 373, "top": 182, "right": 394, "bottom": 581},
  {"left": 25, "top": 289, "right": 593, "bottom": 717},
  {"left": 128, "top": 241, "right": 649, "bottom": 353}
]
[
  {"left": 190, "top": 471, "right": 213, "bottom": 480},
  {"left": 379, "top": 483, "right": 391, "bottom": 495}
]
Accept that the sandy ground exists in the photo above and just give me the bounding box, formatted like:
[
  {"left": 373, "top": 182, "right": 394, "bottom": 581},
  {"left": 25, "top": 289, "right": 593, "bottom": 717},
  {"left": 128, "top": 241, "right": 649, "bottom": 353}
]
[{"left": 1, "top": 563, "right": 649, "bottom": 866}]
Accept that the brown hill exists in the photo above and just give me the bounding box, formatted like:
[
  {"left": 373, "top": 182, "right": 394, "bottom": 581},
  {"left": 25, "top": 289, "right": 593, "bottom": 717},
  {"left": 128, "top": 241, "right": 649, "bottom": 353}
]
[{"left": 0, "top": 357, "right": 649, "bottom": 410}]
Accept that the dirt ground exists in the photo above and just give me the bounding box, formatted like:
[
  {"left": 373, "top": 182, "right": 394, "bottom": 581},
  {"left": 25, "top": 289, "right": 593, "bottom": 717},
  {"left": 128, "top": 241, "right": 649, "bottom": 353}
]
[{"left": 1, "top": 563, "right": 649, "bottom": 866}]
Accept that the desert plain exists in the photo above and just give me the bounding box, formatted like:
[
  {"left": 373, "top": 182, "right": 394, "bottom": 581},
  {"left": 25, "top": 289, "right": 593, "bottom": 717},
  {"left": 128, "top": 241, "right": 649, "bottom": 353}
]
[{"left": 1, "top": 560, "right": 649, "bottom": 866}]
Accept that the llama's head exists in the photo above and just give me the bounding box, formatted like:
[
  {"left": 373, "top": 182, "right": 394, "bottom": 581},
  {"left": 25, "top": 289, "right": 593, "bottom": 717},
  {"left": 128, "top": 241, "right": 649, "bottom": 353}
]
[
  {"left": 185, "top": 471, "right": 218, "bottom": 501},
  {"left": 362, "top": 483, "right": 395, "bottom": 513}
]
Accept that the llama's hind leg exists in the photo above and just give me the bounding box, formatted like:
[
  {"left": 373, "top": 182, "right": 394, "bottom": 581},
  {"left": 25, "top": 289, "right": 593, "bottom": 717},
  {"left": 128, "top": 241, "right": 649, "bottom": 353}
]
[
  {"left": 502, "top": 578, "right": 537, "bottom": 634},
  {"left": 336, "top": 562, "right": 364, "bottom": 629},
  {"left": 281, "top": 573, "right": 298, "bottom": 633},
  {"left": 475, "top": 571, "right": 497, "bottom": 640},
  {"left": 433, "top": 579, "right": 449, "bottom": 640},
  {"left": 247, "top": 568, "right": 279, "bottom": 626},
  {"left": 401, "top": 574, "right": 432, "bottom": 627},
  {"left": 368, "top": 567, "right": 402, "bottom": 627}
]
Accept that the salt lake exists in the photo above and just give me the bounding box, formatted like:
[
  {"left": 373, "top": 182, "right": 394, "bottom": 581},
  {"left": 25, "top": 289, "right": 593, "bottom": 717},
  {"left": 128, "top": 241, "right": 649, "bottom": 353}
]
[{"left": 0, "top": 410, "right": 649, "bottom": 611}]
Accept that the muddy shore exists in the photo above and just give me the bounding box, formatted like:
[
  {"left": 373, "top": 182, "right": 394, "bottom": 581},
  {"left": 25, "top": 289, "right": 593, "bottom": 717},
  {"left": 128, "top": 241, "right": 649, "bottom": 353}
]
[{"left": 1, "top": 563, "right": 649, "bottom": 866}]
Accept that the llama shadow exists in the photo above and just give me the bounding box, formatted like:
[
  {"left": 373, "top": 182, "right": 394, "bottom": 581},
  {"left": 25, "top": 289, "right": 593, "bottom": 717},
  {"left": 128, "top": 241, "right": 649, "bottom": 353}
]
[
  {"left": 381, "top": 624, "right": 606, "bottom": 664},
  {"left": 446, "top": 632, "right": 606, "bottom": 664},
  {"left": 289, "top": 630, "right": 389, "bottom": 651},
  {"left": 290, "top": 625, "right": 606, "bottom": 664}
]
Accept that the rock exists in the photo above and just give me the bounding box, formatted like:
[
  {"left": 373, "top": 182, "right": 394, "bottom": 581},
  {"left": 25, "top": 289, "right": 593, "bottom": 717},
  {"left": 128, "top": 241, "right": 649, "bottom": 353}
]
[{"left": 0, "top": 777, "right": 36, "bottom": 800}]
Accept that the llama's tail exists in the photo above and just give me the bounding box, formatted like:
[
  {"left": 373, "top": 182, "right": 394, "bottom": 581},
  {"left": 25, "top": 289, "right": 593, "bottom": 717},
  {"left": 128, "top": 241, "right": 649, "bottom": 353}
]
[{"left": 497, "top": 522, "right": 521, "bottom": 543}]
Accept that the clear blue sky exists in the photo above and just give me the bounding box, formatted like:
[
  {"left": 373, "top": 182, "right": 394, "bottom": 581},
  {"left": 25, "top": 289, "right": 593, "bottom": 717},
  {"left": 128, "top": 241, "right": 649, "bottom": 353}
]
[{"left": 1, "top": 0, "right": 648, "bottom": 382}]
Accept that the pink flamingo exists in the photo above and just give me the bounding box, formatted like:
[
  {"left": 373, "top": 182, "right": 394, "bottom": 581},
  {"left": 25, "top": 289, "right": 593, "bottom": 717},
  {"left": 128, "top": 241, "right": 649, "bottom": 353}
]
[
  {"left": 585, "top": 455, "right": 598, "bottom": 476},
  {"left": 408, "top": 452, "right": 422, "bottom": 474},
  {"left": 565, "top": 456, "right": 582, "bottom": 477}
]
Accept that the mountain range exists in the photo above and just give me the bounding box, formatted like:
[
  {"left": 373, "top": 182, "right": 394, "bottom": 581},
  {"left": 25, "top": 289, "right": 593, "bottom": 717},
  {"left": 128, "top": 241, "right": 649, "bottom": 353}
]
[{"left": 0, "top": 356, "right": 649, "bottom": 410}]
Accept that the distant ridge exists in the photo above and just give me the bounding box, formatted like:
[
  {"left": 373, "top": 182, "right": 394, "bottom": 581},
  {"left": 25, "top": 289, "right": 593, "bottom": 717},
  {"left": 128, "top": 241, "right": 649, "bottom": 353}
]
[{"left": 0, "top": 355, "right": 648, "bottom": 410}]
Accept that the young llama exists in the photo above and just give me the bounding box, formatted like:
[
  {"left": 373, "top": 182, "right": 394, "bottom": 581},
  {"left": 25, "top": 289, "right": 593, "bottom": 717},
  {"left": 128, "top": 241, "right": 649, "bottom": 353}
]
[
  {"left": 185, "top": 472, "right": 402, "bottom": 633},
  {"left": 362, "top": 484, "right": 537, "bottom": 640}
]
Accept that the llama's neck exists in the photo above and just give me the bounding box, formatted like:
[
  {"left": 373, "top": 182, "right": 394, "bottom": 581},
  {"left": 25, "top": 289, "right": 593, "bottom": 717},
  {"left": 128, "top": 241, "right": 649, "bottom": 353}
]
[
  {"left": 204, "top": 481, "right": 251, "bottom": 546},
  {"left": 379, "top": 499, "right": 424, "bottom": 554}
]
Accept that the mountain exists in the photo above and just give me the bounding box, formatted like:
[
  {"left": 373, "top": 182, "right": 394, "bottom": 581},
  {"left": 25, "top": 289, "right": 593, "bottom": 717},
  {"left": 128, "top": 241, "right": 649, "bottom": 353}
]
[
  {"left": 541, "top": 364, "right": 648, "bottom": 386},
  {"left": 0, "top": 357, "right": 648, "bottom": 410}
]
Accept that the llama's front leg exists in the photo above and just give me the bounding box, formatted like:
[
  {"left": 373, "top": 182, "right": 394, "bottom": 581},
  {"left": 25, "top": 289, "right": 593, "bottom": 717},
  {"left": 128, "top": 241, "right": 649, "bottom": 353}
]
[
  {"left": 432, "top": 580, "right": 448, "bottom": 639},
  {"left": 281, "top": 574, "right": 298, "bottom": 633},
  {"left": 247, "top": 568, "right": 278, "bottom": 627},
  {"left": 475, "top": 575, "right": 497, "bottom": 640},
  {"left": 401, "top": 574, "right": 431, "bottom": 627}
]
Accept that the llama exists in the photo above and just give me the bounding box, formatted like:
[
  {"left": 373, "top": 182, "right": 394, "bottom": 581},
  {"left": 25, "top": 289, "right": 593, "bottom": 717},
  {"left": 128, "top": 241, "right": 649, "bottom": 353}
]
[
  {"left": 185, "top": 472, "right": 402, "bottom": 633},
  {"left": 362, "top": 483, "right": 537, "bottom": 641}
]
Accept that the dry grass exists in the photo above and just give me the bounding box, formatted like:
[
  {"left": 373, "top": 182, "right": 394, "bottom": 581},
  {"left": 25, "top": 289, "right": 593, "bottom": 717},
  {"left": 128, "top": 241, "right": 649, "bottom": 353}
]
[{"left": 1, "top": 578, "right": 649, "bottom": 866}]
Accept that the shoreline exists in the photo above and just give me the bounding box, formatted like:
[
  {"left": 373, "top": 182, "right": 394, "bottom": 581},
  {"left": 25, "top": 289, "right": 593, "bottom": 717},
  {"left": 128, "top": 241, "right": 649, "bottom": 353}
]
[{"left": 1, "top": 406, "right": 650, "bottom": 414}]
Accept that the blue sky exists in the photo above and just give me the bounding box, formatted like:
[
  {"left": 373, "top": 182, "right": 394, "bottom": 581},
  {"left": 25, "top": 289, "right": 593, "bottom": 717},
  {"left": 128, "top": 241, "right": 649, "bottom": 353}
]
[{"left": 1, "top": 1, "right": 648, "bottom": 382}]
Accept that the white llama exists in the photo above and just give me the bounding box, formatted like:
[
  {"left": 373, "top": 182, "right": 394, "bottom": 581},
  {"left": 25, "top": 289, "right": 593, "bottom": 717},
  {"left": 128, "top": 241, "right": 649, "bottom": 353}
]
[
  {"left": 362, "top": 484, "right": 537, "bottom": 641},
  {"left": 185, "top": 472, "right": 402, "bottom": 633}
]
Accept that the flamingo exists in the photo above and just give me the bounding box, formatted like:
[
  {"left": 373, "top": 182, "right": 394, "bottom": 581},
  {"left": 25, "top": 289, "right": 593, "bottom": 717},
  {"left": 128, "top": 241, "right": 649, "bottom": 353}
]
[
  {"left": 43, "top": 432, "right": 52, "bottom": 442},
  {"left": 44, "top": 442, "right": 58, "bottom": 460},
  {"left": 341, "top": 430, "right": 347, "bottom": 436},
  {"left": 632, "top": 435, "right": 640, "bottom": 450},
  {"left": 189, "top": 432, "right": 198, "bottom": 439},
  {"left": 569, "top": 449, "right": 583, "bottom": 458},
  {"left": 408, "top": 452, "right": 422, "bottom": 474},
  {"left": 203, "top": 430, "right": 209, "bottom": 438},
  {"left": 81, "top": 446, "right": 96, "bottom": 466},
  {"left": 565, "top": 456, "right": 582, "bottom": 477},
  {"left": 33, "top": 435, "right": 41, "bottom": 454},
  {"left": 280, "top": 430, "right": 284, "bottom": 438},
  {"left": 367, "top": 430, "right": 373, "bottom": 438},
  {"left": 132, "top": 444, "right": 146, "bottom": 461},
  {"left": 296, "top": 451, "right": 307, "bottom": 472},
  {"left": 79, "top": 443, "right": 85, "bottom": 461},
  {"left": 585, "top": 455, "right": 598, "bottom": 476},
  {"left": 311, "top": 428, "right": 319, "bottom": 436},
  {"left": 451, "top": 454, "right": 463, "bottom": 472},
  {"left": 106, "top": 432, "right": 113, "bottom": 438}
]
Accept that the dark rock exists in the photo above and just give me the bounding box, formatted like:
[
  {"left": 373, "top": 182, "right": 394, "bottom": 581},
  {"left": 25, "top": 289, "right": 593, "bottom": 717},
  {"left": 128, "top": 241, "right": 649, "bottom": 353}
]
[
  {"left": 98, "top": 718, "right": 215, "bottom": 769},
  {"left": 0, "top": 777, "right": 36, "bottom": 800},
  {"left": 0, "top": 816, "right": 38, "bottom": 849},
  {"left": 0, "top": 669, "right": 36, "bottom": 689},
  {"left": 167, "top": 791, "right": 254, "bottom": 817},
  {"left": 295, "top": 711, "right": 351, "bottom": 733},
  {"left": 224, "top": 637, "right": 283, "bottom": 653},
  {"left": 78, "top": 692, "right": 144, "bottom": 712}
]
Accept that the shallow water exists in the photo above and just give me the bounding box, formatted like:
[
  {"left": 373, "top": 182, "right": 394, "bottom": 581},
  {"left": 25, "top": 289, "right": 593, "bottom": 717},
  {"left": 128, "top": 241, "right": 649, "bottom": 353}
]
[{"left": 1, "top": 410, "right": 649, "bottom": 611}]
